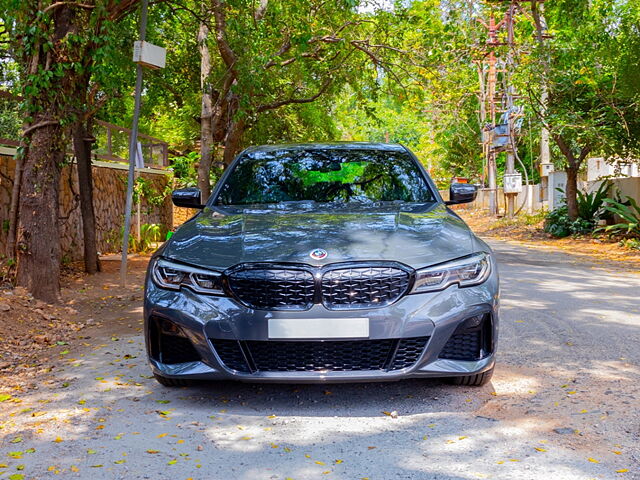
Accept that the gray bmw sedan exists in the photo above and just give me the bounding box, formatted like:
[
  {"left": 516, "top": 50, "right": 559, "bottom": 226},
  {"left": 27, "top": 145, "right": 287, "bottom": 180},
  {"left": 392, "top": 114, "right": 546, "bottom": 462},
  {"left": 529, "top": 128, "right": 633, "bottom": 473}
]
[{"left": 144, "top": 143, "right": 499, "bottom": 387}]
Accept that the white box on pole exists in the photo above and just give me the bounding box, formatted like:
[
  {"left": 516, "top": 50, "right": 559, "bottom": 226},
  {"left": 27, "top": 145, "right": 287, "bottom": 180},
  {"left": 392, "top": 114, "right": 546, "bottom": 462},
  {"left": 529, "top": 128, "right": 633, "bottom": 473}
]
[
  {"left": 133, "top": 41, "right": 166, "bottom": 69},
  {"left": 503, "top": 173, "right": 523, "bottom": 193}
]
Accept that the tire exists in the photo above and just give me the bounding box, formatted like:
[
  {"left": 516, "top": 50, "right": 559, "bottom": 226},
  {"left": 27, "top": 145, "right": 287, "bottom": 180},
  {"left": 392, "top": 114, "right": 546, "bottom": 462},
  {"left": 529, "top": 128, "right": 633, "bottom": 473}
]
[
  {"left": 447, "top": 367, "right": 494, "bottom": 386},
  {"left": 153, "top": 373, "right": 194, "bottom": 387}
]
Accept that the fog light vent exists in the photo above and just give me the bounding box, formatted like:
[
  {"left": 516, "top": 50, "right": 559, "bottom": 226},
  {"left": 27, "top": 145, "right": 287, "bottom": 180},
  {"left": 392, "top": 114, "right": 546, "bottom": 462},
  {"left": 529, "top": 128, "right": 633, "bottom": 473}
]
[{"left": 439, "top": 314, "right": 492, "bottom": 361}]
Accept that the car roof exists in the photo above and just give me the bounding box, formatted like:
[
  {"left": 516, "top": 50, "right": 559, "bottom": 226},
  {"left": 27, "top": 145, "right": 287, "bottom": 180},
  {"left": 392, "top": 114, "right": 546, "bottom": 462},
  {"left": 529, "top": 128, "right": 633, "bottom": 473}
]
[{"left": 242, "top": 142, "right": 408, "bottom": 154}]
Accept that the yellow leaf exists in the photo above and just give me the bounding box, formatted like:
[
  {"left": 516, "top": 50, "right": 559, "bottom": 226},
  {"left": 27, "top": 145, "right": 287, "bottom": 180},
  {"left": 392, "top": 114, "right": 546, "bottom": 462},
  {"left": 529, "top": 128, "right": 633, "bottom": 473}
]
[
  {"left": 177, "top": 439, "right": 184, "bottom": 444},
  {"left": 240, "top": 436, "right": 252, "bottom": 441},
  {"left": 579, "top": 409, "right": 588, "bottom": 414},
  {"left": 458, "top": 436, "right": 468, "bottom": 440},
  {"left": 496, "top": 461, "right": 504, "bottom": 464},
  {"left": 283, "top": 447, "right": 292, "bottom": 452},
  {"left": 146, "top": 450, "right": 160, "bottom": 454},
  {"left": 335, "top": 459, "right": 343, "bottom": 464},
  {"left": 616, "top": 469, "right": 629, "bottom": 473},
  {"left": 157, "top": 433, "right": 168, "bottom": 438},
  {"left": 114, "top": 459, "right": 125, "bottom": 464},
  {"left": 535, "top": 447, "right": 547, "bottom": 452},
  {"left": 271, "top": 443, "right": 279, "bottom": 449},
  {"left": 588, "top": 458, "right": 600, "bottom": 464},
  {"left": 53, "top": 437, "right": 63, "bottom": 443},
  {"left": 267, "top": 415, "right": 277, "bottom": 419},
  {"left": 613, "top": 451, "right": 622, "bottom": 455},
  {"left": 315, "top": 461, "right": 325, "bottom": 465},
  {"left": 71, "top": 466, "right": 79, "bottom": 472},
  {"left": 305, "top": 454, "right": 311, "bottom": 458}
]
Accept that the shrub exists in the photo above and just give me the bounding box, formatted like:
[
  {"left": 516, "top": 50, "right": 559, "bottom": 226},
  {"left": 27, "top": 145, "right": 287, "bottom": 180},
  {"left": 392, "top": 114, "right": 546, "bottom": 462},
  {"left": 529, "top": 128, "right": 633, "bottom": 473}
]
[
  {"left": 545, "top": 182, "right": 611, "bottom": 238},
  {"left": 576, "top": 181, "right": 611, "bottom": 221},
  {"left": 544, "top": 206, "right": 596, "bottom": 238},
  {"left": 596, "top": 196, "right": 640, "bottom": 237}
]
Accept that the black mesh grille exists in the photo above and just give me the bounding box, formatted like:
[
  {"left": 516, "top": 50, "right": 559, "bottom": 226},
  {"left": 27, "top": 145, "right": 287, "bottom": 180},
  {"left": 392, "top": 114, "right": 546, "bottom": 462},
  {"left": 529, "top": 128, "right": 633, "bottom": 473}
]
[
  {"left": 321, "top": 267, "right": 411, "bottom": 310},
  {"left": 439, "top": 330, "right": 482, "bottom": 361},
  {"left": 160, "top": 334, "right": 200, "bottom": 364},
  {"left": 227, "top": 268, "right": 315, "bottom": 311},
  {"left": 391, "top": 337, "right": 429, "bottom": 369},
  {"left": 225, "top": 263, "right": 412, "bottom": 311},
  {"left": 211, "top": 340, "right": 250, "bottom": 372},
  {"left": 248, "top": 339, "right": 393, "bottom": 372},
  {"left": 211, "top": 337, "right": 429, "bottom": 373}
]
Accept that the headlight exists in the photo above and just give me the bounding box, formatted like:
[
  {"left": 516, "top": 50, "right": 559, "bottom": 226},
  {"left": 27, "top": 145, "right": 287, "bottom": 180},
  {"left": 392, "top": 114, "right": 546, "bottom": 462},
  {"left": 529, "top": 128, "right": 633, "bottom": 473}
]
[
  {"left": 152, "top": 258, "right": 225, "bottom": 295},
  {"left": 410, "top": 252, "right": 491, "bottom": 293}
]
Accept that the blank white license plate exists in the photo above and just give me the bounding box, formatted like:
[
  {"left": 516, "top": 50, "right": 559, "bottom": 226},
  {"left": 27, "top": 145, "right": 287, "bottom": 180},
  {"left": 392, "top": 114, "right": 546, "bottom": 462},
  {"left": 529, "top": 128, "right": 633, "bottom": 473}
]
[{"left": 268, "top": 318, "right": 369, "bottom": 339}]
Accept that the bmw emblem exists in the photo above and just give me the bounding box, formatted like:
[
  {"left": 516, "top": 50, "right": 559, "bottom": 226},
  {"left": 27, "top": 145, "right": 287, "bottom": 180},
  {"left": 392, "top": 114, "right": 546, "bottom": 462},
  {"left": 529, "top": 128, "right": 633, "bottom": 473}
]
[{"left": 310, "top": 248, "right": 328, "bottom": 260}]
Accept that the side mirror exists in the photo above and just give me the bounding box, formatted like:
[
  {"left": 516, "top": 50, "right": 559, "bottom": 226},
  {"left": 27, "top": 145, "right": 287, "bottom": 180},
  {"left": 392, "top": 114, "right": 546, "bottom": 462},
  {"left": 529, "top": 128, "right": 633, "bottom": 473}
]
[
  {"left": 172, "top": 188, "right": 204, "bottom": 209},
  {"left": 445, "top": 183, "right": 477, "bottom": 205}
]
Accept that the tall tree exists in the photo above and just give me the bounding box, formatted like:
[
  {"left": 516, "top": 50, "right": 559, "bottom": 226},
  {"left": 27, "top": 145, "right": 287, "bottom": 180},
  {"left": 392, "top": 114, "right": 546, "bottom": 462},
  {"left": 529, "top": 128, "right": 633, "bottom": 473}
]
[
  {"left": 525, "top": 0, "right": 640, "bottom": 219},
  {"left": 1, "top": 0, "right": 139, "bottom": 301},
  {"left": 191, "top": 0, "right": 403, "bottom": 197}
]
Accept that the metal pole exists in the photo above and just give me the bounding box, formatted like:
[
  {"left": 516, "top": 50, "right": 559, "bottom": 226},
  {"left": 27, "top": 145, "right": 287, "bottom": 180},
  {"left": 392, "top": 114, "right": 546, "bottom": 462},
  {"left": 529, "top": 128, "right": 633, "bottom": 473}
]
[{"left": 120, "top": 0, "right": 149, "bottom": 286}]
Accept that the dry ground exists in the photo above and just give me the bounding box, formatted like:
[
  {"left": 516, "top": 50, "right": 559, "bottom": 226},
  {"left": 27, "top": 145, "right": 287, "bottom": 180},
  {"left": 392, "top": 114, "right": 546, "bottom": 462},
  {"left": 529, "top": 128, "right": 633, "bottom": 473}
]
[{"left": 0, "top": 243, "right": 639, "bottom": 479}]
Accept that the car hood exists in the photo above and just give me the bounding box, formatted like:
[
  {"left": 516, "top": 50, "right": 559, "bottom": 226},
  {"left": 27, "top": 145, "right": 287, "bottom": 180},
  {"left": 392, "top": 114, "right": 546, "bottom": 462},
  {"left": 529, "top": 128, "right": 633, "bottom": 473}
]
[{"left": 162, "top": 203, "right": 475, "bottom": 270}]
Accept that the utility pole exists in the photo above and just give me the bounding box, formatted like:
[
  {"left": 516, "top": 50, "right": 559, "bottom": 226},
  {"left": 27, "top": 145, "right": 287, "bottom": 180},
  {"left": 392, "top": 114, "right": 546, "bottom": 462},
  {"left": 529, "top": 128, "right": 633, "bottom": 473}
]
[
  {"left": 120, "top": 0, "right": 166, "bottom": 286},
  {"left": 531, "top": 0, "right": 553, "bottom": 207},
  {"left": 477, "top": 1, "right": 532, "bottom": 217}
]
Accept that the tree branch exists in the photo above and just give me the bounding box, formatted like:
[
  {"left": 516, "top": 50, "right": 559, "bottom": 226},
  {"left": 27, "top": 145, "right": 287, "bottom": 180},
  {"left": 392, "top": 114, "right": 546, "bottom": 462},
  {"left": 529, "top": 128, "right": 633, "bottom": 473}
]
[
  {"left": 22, "top": 120, "right": 60, "bottom": 136},
  {"left": 211, "top": 0, "right": 237, "bottom": 70},
  {"left": 43, "top": 1, "right": 95, "bottom": 14},
  {"left": 255, "top": 78, "right": 332, "bottom": 113}
]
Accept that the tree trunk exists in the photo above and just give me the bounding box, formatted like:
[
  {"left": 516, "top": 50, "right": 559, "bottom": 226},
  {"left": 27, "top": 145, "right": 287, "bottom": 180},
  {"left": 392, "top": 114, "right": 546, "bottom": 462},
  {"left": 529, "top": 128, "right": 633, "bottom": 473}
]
[
  {"left": 16, "top": 123, "right": 64, "bottom": 303},
  {"left": 565, "top": 166, "right": 579, "bottom": 220},
  {"left": 6, "top": 149, "right": 24, "bottom": 260},
  {"left": 223, "top": 119, "right": 245, "bottom": 167},
  {"left": 198, "top": 20, "right": 214, "bottom": 200},
  {"left": 73, "top": 120, "right": 100, "bottom": 274}
]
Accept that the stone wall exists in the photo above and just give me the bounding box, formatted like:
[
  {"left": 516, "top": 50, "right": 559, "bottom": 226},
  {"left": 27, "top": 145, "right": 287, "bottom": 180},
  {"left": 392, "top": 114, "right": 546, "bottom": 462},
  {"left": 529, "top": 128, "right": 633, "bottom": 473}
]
[
  {"left": 172, "top": 206, "right": 198, "bottom": 229},
  {"left": 0, "top": 154, "right": 173, "bottom": 259}
]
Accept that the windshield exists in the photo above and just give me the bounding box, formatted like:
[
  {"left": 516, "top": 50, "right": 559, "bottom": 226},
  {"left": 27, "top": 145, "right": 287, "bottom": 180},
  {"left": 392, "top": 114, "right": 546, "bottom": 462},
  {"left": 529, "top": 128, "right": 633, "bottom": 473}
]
[{"left": 215, "top": 148, "right": 435, "bottom": 206}]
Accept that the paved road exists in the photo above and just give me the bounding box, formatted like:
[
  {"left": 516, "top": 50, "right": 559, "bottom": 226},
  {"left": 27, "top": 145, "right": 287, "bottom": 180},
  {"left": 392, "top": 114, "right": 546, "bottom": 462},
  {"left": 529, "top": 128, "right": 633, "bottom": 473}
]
[{"left": 1, "top": 241, "right": 639, "bottom": 479}]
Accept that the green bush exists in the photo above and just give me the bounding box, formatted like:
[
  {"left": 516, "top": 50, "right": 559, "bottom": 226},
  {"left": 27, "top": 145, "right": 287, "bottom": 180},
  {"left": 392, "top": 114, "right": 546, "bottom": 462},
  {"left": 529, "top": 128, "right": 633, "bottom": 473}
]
[
  {"left": 545, "top": 182, "right": 612, "bottom": 238},
  {"left": 544, "top": 206, "right": 596, "bottom": 238},
  {"left": 596, "top": 195, "right": 640, "bottom": 237},
  {"left": 576, "top": 181, "right": 611, "bottom": 221}
]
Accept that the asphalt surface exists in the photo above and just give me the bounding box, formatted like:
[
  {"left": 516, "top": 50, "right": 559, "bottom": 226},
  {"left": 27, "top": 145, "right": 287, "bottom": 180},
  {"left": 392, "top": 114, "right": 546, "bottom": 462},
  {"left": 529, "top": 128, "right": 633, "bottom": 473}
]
[{"left": 1, "top": 240, "right": 639, "bottom": 480}]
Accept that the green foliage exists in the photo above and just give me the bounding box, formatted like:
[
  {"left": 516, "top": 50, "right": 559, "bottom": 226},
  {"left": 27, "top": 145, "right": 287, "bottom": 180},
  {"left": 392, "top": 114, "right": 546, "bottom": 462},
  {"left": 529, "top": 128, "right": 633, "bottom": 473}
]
[
  {"left": 132, "top": 177, "right": 169, "bottom": 210},
  {"left": 544, "top": 206, "right": 596, "bottom": 238},
  {"left": 0, "top": 95, "right": 20, "bottom": 141},
  {"left": 576, "top": 181, "right": 611, "bottom": 221},
  {"left": 130, "top": 223, "right": 163, "bottom": 253},
  {"left": 545, "top": 182, "right": 612, "bottom": 237},
  {"left": 597, "top": 196, "right": 640, "bottom": 237},
  {"left": 170, "top": 152, "right": 199, "bottom": 188},
  {"left": 619, "top": 238, "right": 640, "bottom": 250}
]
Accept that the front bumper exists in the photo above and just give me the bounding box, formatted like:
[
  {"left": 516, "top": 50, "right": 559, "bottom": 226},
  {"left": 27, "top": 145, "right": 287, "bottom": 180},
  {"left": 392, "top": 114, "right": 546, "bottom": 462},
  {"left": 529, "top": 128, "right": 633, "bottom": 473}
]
[{"left": 144, "top": 267, "right": 499, "bottom": 383}]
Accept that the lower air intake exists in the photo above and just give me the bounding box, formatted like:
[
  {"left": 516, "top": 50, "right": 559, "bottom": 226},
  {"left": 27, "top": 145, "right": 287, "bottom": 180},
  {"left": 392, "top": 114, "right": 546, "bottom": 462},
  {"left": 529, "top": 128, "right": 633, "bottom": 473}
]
[{"left": 211, "top": 337, "right": 428, "bottom": 373}]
